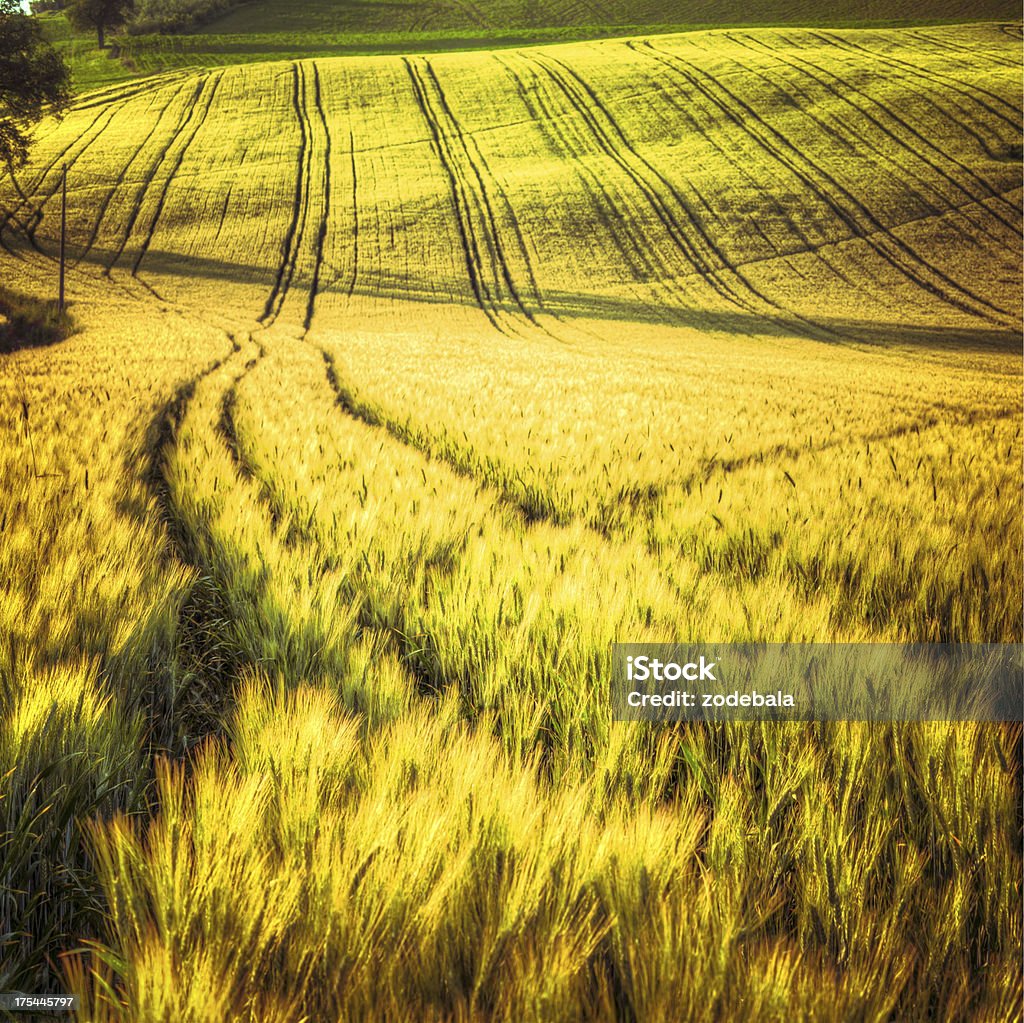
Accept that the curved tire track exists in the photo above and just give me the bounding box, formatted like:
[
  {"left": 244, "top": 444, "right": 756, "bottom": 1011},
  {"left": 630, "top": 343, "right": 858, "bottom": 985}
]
[
  {"left": 640, "top": 39, "right": 1014, "bottom": 325},
  {"left": 526, "top": 51, "right": 839, "bottom": 338},
  {"left": 261, "top": 63, "right": 314, "bottom": 327}
]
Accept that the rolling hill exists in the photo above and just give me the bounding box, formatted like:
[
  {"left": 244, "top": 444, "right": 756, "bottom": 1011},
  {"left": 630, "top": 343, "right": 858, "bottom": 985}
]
[
  {"left": 42, "top": 0, "right": 1024, "bottom": 88},
  {"left": 0, "top": 15, "right": 1021, "bottom": 1022}
]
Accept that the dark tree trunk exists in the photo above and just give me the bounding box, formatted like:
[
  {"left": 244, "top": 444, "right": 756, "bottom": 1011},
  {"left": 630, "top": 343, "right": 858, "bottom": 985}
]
[{"left": 97, "top": 23, "right": 105, "bottom": 49}]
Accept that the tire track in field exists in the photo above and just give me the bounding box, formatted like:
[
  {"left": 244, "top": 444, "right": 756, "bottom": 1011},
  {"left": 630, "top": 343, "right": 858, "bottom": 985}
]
[
  {"left": 733, "top": 31, "right": 1021, "bottom": 238},
  {"left": 524, "top": 51, "right": 838, "bottom": 339},
  {"left": 495, "top": 53, "right": 688, "bottom": 328},
  {"left": 626, "top": 52, "right": 860, "bottom": 291},
  {"left": 220, "top": 338, "right": 465, "bottom": 703},
  {"left": 302, "top": 62, "right": 332, "bottom": 334},
  {"left": 22, "top": 87, "right": 179, "bottom": 248},
  {"left": 404, "top": 56, "right": 534, "bottom": 338},
  {"left": 1, "top": 88, "right": 160, "bottom": 250},
  {"left": 906, "top": 28, "right": 1021, "bottom": 70},
  {"left": 806, "top": 31, "right": 1022, "bottom": 130},
  {"left": 763, "top": 37, "right": 1019, "bottom": 172},
  {"left": 672, "top": 405, "right": 1020, "bottom": 497},
  {"left": 0, "top": 104, "right": 113, "bottom": 242},
  {"left": 2, "top": 79, "right": 181, "bottom": 229},
  {"left": 319, "top": 346, "right": 572, "bottom": 525},
  {"left": 790, "top": 32, "right": 1022, "bottom": 167},
  {"left": 181, "top": 332, "right": 439, "bottom": 702},
  {"left": 261, "top": 63, "right": 314, "bottom": 327},
  {"left": 639, "top": 40, "right": 1013, "bottom": 325},
  {"left": 144, "top": 332, "right": 272, "bottom": 751},
  {"left": 71, "top": 85, "right": 195, "bottom": 269},
  {"left": 420, "top": 58, "right": 562, "bottom": 339},
  {"left": 345, "top": 128, "right": 359, "bottom": 299},
  {"left": 100, "top": 75, "right": 208, "bottom": 274},
  {"left": 130, "top": 71, "right": 225, "bottom": 277},
  {"left": 69, "top": 68, "right": 198, "bottom": 113},
  {"left": 443, "top": 0, "right": 490, "bottom": 29}
]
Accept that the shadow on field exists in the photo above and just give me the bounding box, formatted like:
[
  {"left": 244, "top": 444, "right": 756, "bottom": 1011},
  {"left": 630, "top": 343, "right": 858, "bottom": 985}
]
[
  {"left": 0, "top": 287, "right": 75, "bottom": 354},
  {"left": 60, "top": 242, "right": 1022, "bottom": 355}
]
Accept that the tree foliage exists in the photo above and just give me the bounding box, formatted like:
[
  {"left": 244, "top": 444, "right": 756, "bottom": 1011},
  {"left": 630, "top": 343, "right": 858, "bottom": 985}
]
[
  {"left": 0, "top": 0, "right": 71, "bottom": 170},
  {"left": 66, "top": 0, "right": 133, "bottom": 48},
  {"left": 127, "top": 0, "right": 244, "bottom": 35}
]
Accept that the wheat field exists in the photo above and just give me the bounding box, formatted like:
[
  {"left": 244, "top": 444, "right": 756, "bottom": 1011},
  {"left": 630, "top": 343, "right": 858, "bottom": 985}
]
[{"left": 0, "top": 21, "right": 1021, "bottom": 1022}]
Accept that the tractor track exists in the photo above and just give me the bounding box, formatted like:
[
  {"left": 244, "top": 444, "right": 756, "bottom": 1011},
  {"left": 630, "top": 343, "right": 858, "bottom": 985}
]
[
  {"left": 102, "top": 75, "right": 210, "bottom": 275},
  {"left": 346, "top": 128, "right": 360, "bottom": 299},
  {"left": 69, "top": 68, "right": 199, "bottom": 114},
  {"left": 423, "top": 61, "right": 550, "bottom": 325},
  {"left": 640, "top": 39, "right": 1014, "bottom": 325},
  {"left": 261, "top": 63, "right": 315, "bottom": 327},
  {"left": 131, "top": 71, "right": 225, "bottom": 277},
  {"left": 626, "top": 51, "right": 860, "bottom": 292},
  {"left": 303, "top": 63, "right": 333, "bottom": 335},
  {"left": 790, "top": 33, "right": 1022, "bottom": 168},
  {"left": 71, "top": 86, "right": 195, "bottom": 269},
  {"left": 405, "top": 56, "right": 527, "bottom": 338},
  {"left": 1, "top": 90, "right": 156, "bottom": 253},
  {"left": 495, "top": 52, "right": 687, "bottom": 328},
  {"left": 0, "top": 104, "right": 114, "bottom": 243},
  {"left": 805, "top": 30, "right": 1022, "bottom": 130},
  {"left": 525, "top": 51, "right": 838, "bottom": 339},
  {"left": 905, "top": 28, "right": 1021, "bottom": 70},
  {"left": 730, "top": 31, "right": 1021, "bottom": 241}
]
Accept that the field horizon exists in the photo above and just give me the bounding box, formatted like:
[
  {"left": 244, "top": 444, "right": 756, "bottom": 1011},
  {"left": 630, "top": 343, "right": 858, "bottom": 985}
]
[
  {"left": 38, "top": 0, "right": 1024, "bottom": 91},
  {"left": 1, "top": 12, "right": 1021, "bottom": 1022}
]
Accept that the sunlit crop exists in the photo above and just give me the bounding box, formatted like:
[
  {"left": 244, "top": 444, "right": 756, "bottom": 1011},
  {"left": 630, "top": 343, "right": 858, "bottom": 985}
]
[{"left": 1, "top": 21, "right": 1020, "bottom": 1022}]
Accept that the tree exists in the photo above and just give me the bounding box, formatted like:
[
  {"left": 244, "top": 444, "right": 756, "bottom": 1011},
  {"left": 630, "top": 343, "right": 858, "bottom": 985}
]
[
  {"left": 66, "top": 0, "right": 133, "bottom": 49},
  {"left": 0, "top": 0, "right": 70, "bottom": 172}
]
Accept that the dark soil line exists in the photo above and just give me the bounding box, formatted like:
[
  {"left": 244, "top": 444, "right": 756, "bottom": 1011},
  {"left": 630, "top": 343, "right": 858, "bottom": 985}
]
[
  {"left": 302, "top": 62, "right": 332, "bottom": 334},
  {"left": 534, "top": 50, "right": 833, "bottom": 340},
  {"left": 319, "top": 346, "right": 570, "bottom": 526},
  {"left": 642, "top": 39, "right": 1013, "bottom": 325},
  {"left": 138, "top": 333, "right": 246, "bottom": 756},
  {"left": 71, "top": 87, "right": 186, "bottom": 269},
  {"left": 753, "top": 30, "right": 1021, "bottom": 231},
  {"left": 346, "top": 127, "right": 359, "bottom": 298},
  {"left": 905, "top": 28, "right": 1020, "bottom": 70},
  {"left": 811, "top": 29, "right": 1022, "bottom": 127},
  {"left": 629, "top": 51, "right": 859, "bottom": 291},
  {"left": 260, "top": 62, "right": 311, "bottom": 325},
  {"left": 404, "top": 56, "right": 516, "bottom": 337},
  {"left": 494, "top": 52, "right": 687, "bottom": 330},
  {"left": 104, "top": 75, "right": 208, "bottom": 274},
  {"left": 18, "top": 94, "right": 145, "bottom": 253},
  {"left": 132, "top": 72, "right": 226, "bottom": 277},
  {"left": 0, "top": 103, "right": 114, "bottom": 240},
  {"left": 668, "top": 405, "right": 1021, "bottom": 496},
  {"left": 421, "top": 58, "right": 552, "bottom": 335}
]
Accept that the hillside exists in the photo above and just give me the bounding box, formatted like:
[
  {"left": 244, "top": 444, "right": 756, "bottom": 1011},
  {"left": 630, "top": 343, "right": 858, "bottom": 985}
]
[
  {"left": 0, "top": 21, "right": 1021, "bottom": 1021},
  {"left": 14, "top": 25, "right": 1021, "bottom": 344},
  {"left": 40, "top": 0, "right": 1024, "bottom": 89},
  {"left": 201, "top": 0, "right": 1023, "bottom": 34}
]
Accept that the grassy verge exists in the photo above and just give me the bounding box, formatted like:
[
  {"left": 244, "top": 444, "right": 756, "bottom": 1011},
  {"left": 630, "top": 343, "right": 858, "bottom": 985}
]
[
  {"left": 36, "top": 13, "right": 141, "bottom": 92},
  {"left": 39, "top": 8, "right": 1024, "bottom": 93}
]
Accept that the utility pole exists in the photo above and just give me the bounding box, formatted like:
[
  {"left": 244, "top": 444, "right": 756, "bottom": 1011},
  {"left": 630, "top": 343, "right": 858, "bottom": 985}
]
[{"left": 58, "top": 163, "right": 66, "bottom": 314}]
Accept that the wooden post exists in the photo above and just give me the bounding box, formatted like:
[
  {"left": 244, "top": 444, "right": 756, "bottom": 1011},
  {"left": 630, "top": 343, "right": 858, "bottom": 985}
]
[{"left": 58, "top": 163, "right": 66, "bottom": 314}]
